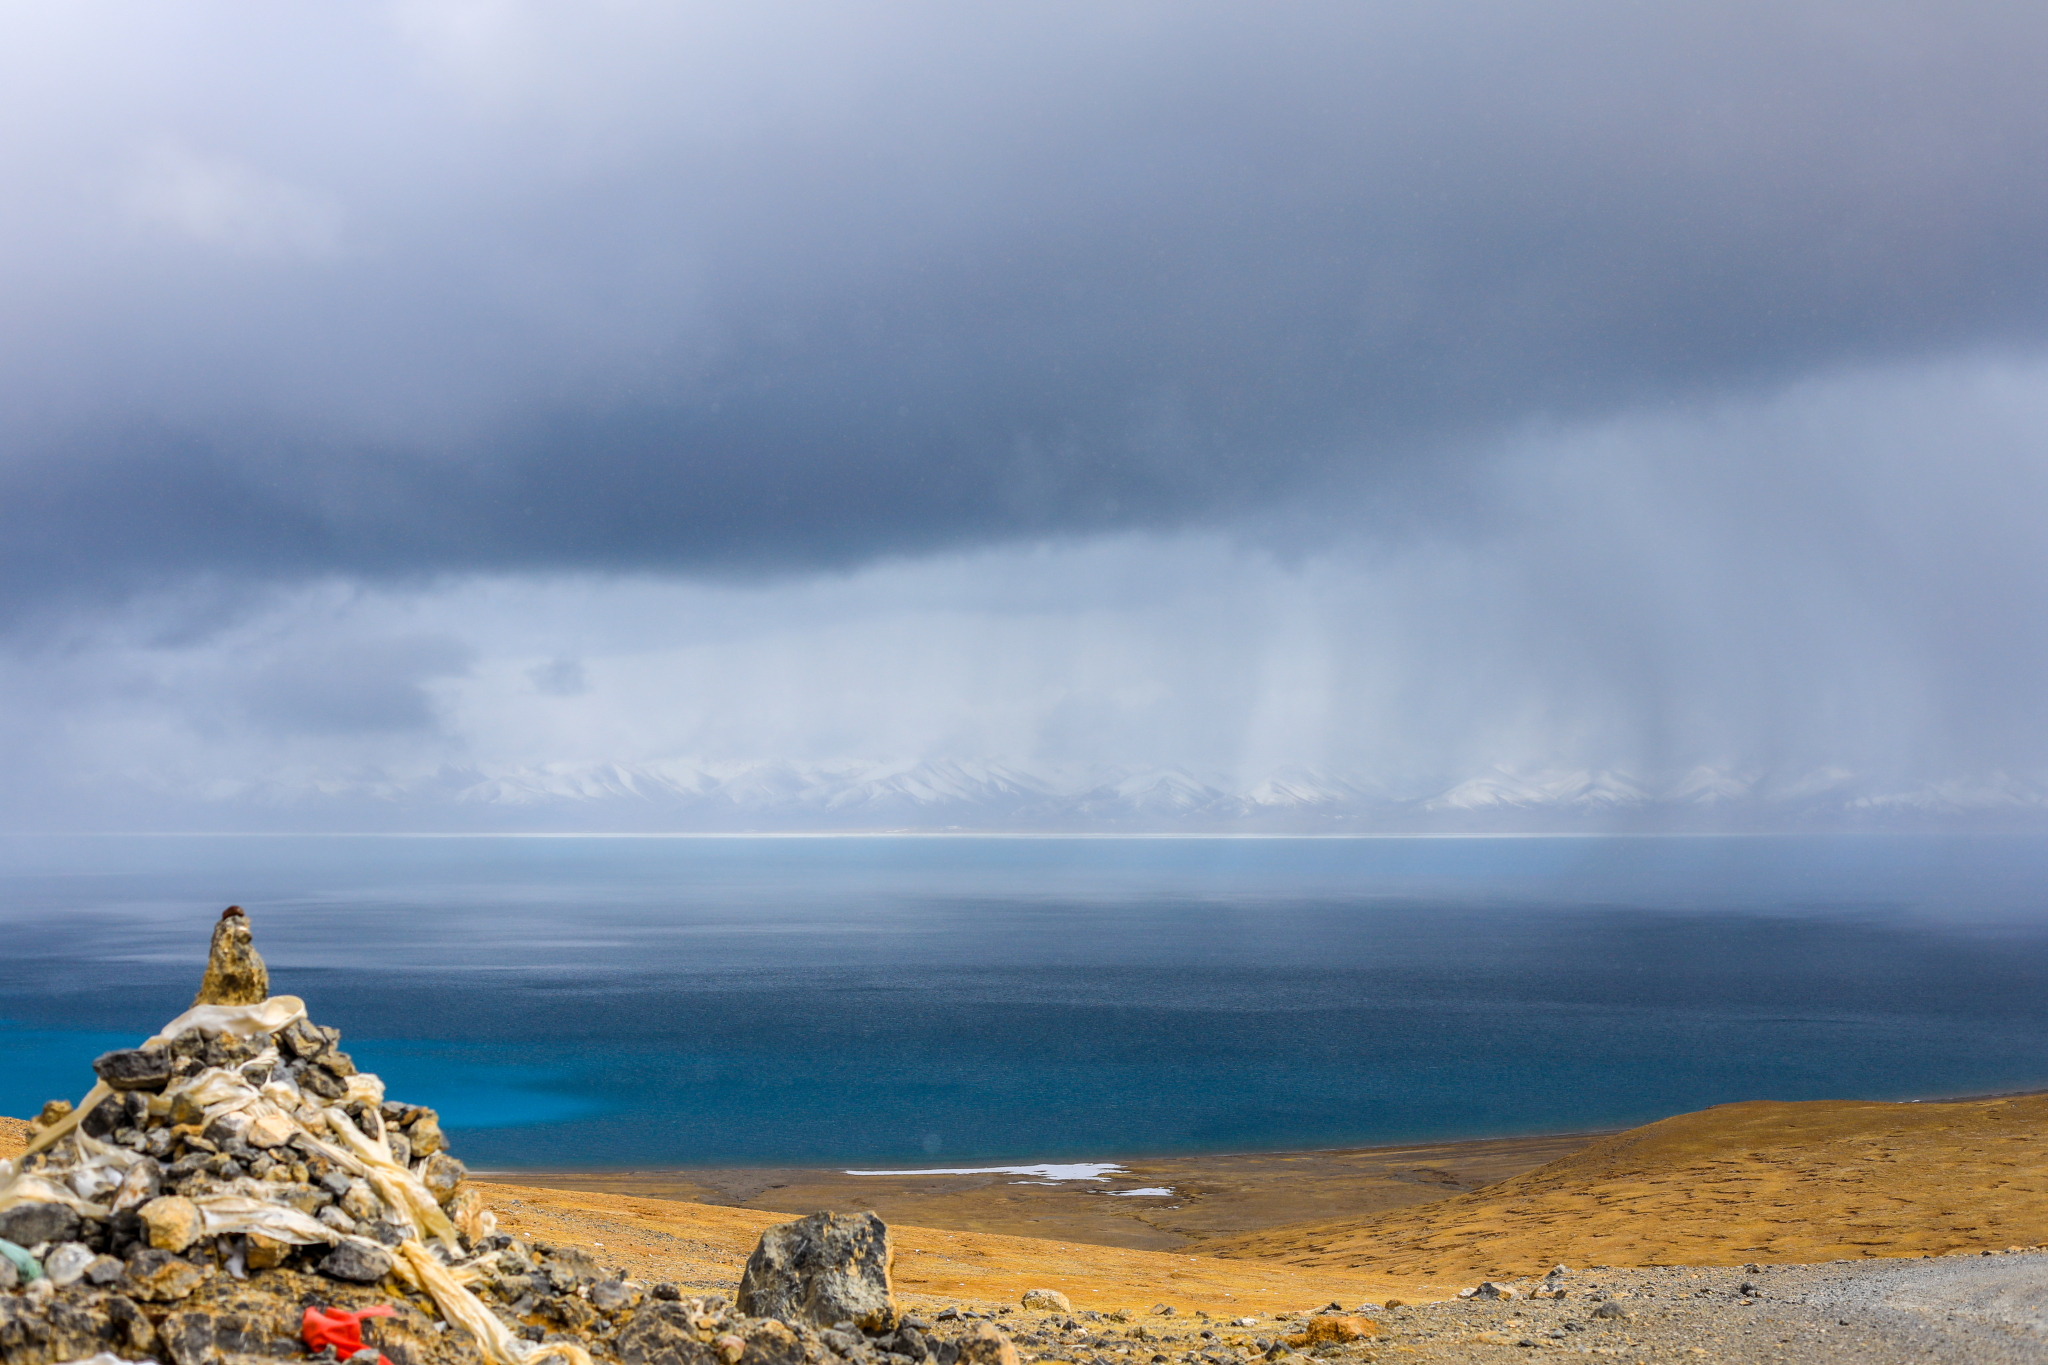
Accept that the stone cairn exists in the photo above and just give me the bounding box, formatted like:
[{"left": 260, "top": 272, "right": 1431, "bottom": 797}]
[{"left": 0, "top": 911, "right": 1020, "bottom": 1365}]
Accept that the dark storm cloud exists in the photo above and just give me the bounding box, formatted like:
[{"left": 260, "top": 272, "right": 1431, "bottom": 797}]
[{"left": 5, "top": 0, "right": 2048, "bottom": 607}]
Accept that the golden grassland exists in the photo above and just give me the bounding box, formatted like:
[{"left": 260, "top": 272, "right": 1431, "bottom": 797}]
[
  {"left": 1205, "top": 1095, "right": 2048, "bottom": 1281},
  {"left": 471, "top": 1180, "right": 1415, "bottom": 1311}
]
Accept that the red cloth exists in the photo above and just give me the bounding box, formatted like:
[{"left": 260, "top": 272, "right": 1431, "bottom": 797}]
[{"left": 302, "top": 1304, "right": 396, "bottom": 1364}]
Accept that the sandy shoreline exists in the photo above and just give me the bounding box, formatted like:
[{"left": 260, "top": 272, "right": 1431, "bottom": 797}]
[{"left": 475, "top": 1129, "right": 1606, "bottom": 1251}]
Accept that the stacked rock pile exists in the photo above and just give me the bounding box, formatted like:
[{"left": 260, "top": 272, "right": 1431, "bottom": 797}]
[{"left": 0, "top": 910, "right": 1021, "bottom": 1365}]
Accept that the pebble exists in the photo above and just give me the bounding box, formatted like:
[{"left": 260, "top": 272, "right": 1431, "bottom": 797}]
[{"left": 39, "top": 1243, "right": 96, "bottom": 1287}]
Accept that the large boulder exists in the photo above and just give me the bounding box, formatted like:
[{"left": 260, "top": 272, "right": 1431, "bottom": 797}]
[{"left": 735, "top": 1211, "right": 896, "bottom": 1331}]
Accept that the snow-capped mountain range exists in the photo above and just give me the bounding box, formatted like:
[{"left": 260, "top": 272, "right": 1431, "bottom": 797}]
[{"left": 168, "top": 758, "right": 2048, "bottom": 831}]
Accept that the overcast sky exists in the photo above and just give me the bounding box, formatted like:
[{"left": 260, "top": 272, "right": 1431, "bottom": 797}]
[{"left": 4, "top": 0, "right": 2048, "bottom": 826}]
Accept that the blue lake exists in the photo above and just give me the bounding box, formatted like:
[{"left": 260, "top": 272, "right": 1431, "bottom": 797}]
[{"left": 2, "top": 834, "right": 2046, "bottom": 1168}]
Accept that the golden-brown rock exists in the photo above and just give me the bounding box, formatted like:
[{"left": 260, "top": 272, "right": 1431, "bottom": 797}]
[
  {"left": 192, "top": 906, "right": 268, "bottom": 1006},
  {"left": 245, "top": 1232, "right": 290, "bottom": 1271},
  {"left": 139, "top": 1195, "right": 202, "bottom": 1253},
  {"left": 954, "top": 1321, "right": 1019, "bottom": 1365},
  {"left": 1285, "top": 1315, "right": 1377, "bottom": 1346}
]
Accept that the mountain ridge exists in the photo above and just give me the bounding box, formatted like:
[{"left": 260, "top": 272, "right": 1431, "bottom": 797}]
[{"left": 90, "top": 758, "right": 2048, "bottom": 832}]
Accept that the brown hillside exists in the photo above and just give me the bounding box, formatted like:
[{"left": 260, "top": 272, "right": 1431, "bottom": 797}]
[
  {"left": 472, "top": 1179, "right": 1429, "bottom": 1311},
  {"left": 3, "top": 1117, "right": 1440, "bottom": 1306},
  {"left": 1204, "top": 1095, "right": 2048, "bottom": 1282}
]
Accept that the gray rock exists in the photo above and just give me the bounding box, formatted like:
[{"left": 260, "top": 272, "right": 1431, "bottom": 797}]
[
  {"left": 736, "top": 1211, "right": 897, "bottom": 1332},
  {"left": 0, "top": 1201, "right": 81, "bottom": 1249},
  {"left": 614, "top": 1301, "right": 725, "bottom": 1365},
  {"left": 545, "top": 1245, "right": 604, "bottom": 1287},
  {"left": 278, "top": 1016, "right": 330, "bottom": 1060},
  {"left": 92, "top": 1046, "right": 174, "bottom": 1092},
  {"left": 1590, "top": 1301, "right": 1628, "bottom": 1320},
  {"left": 83, "top": 1254, "right": 127, "bottom": 1286},
  {"left": 79, "top": 1094, "right": 128, "bottom": 1139},
  {"left": 298, "top": 1063, "right": 349, "bottom": 1101},
  {"left": 202, "top": 1109, "right": 253, "bottom": 1149},
  {"left": 319, "top": 1237, "right": 395, "bottom": 1284},
  {"left": 592, "top": 1277, "right": 642, "bottom": 1315},
  {"left": 339, "top": 1178, "right": 381, "bottom": 1223},
  {"left": 365, "top": 1220, "right": 410, "bottom": 1247},
  {"left": 417, "top": 1151, "right": 466, "bottom": 1203}
]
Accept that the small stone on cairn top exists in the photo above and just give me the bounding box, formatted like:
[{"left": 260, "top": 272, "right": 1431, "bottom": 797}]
[{"left": 192, "top": 904, "right": 269, "bottom": 1006}]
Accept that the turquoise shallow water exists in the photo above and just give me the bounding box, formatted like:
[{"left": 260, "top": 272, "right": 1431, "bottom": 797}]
[{"left": 2, "top": 834, "right": 2046, "bottom": 1168}]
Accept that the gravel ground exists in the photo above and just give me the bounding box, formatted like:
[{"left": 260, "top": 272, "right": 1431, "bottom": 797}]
[
  {"left": 1350, "top": 1251, "right": 2048, "bottom": 1362},
  {"left": 1010, "top": 1251, "right": 2048, "bottom": 1365}
]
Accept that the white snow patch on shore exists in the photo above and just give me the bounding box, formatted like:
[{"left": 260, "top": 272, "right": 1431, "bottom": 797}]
[{"left": 842, "top": 1163, "right": 1126, "bottom": 1181}]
